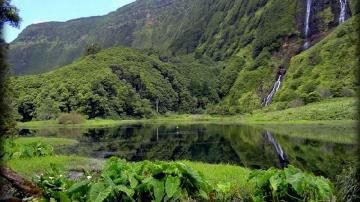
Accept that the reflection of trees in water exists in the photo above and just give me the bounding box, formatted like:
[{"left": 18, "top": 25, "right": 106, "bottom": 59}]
[
  {"left": 265, "top": 133, "right": 356, "bottom": 180},
  {"left": 24, "top": 124, "right": 356, "bottom": 180},
  {"left": 71, "top": 124, "right": 241, "bottom": 164}
]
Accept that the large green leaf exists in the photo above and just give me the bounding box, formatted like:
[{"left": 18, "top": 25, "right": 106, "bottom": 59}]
[
  {"left": 94, "top": 186, "right": 114, "bottom": 202},
  {"left": 165, "top": 176, "right": 181, "bottom": 198},
  {"left": 151, "top": 179, "right": 165, "bottom": 202},
  {"left": 67, "top": 180, "right": 90, "bottom": 195},
  {"left": 116, "top": 184, "right": 135, "bottom": 198},
  {"left": 88, "top": 182, "right": 107, "bottom": 202},
  {"left": 59, "top": 192, "right": 71, "bottom": 202}
]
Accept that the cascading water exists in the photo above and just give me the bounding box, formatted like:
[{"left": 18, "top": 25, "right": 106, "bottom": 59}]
[
  {"left": 339, "top": 0, "right": 347, "bottom": 24},
  {"left": 263, "top": 131, "right": 289, "bottom": 168},
  {"left": 262, "top": 75, "right": 282, "bottom": 106},
  {"left": 303, "top": 0, "right": 312, "bottom": 49}
]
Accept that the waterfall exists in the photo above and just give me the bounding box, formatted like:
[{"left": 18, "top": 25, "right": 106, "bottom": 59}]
[
  {"left": 263, "top": 75, "right": 282, "bottom": 106},
  {"left": 303, "top": 0, "right": 312, "bottom": 49},
  {"left": 263, "top": 131, "right": 289, "bottom": 168},
  {"left": 339, "top": 0, "right": 347, "bottom": 24}
]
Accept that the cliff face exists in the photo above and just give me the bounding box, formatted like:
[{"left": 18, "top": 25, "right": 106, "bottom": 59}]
[{"left": 9, "top": 0, "right": 204, "bottom": 74}]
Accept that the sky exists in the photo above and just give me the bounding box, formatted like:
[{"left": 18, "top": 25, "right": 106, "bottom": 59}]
[{"left": 4, "top": 0, "right": 135, "bottom": 42}]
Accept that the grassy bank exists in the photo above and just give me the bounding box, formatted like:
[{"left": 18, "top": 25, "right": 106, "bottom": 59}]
[
  {"left": 13, "top": 137, "right": 79, "bottom": 146},
  {"left": 16, "top": 98, "right": 357, "bottom": 131},
  {"left": 16, "top": 114, "right": 245, "bottom": 129},
  {"left": 247, "top": 98, "right": 357, "bottom": 122}
]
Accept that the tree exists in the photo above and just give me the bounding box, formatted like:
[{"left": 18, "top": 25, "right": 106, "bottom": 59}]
[
  {"left": 84, "top": 43, "right": 101, "bottom": 56},
  {"left": 0, "top": 0, "right": 20, "bottom": 136}
]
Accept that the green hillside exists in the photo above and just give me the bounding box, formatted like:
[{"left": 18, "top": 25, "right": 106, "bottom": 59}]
[
  {"left": 11, "top": 47, "right": 221, "bottom": 121},
  {"left": 9, "top": 0, "right": 357, "bottom": 75}
]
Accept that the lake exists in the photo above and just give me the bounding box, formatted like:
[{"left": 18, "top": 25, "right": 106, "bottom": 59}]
[{"left": 18, "top": 123, "right": 357, "bottom": 180}]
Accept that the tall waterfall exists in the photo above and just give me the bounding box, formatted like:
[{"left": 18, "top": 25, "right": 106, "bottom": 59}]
[
  {"left": 262, "top": 75, "right": 282, "bottom": 106},
  {"left": 303, "top": 0, "right": 312, "bottom": 49},
  {"left": 339, "top": 0, "right": 347, "bottom": 24},
  {"left": 263, "top": 131, "right": 289, "bottom": 168}
]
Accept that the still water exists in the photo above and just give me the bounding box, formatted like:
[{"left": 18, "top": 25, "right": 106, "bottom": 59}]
[{"left": 19, "top": 123, "right": 357, "bottom": 179}]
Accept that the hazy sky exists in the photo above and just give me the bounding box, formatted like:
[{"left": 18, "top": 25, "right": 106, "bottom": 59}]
[{"left": 5, "top": 0, "right": 135, "bottom": 42}]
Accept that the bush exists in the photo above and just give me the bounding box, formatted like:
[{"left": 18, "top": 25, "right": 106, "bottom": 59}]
[
  {"left": 57, "top": 113, "right": 85, "bottom": 124},
  {"left": 288, "top": 98, "right": 304, "bottom": 108},
  {"left": 303, "top": 92, "right": 321, "bottom": 104},
  {"left": 247, "top": 165, "right": 334, "bottom": 202},
  {"left": 341, "top": 88, "right": 355, "bottom": 97},
  {"left": 317, "top": 88, "right": 332, "bottom": 98}
]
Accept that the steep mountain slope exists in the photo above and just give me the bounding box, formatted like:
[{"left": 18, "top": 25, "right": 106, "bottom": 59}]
[
  {"left": 9, "top": 0, "right": 356, "bottom": 75},
  {"left": 214, "top": 15, "right": 358, "bottom": 114},
  {"left": 11, "top": 47, "right": 202, "bottom": 121},
  {"left": 9, "top": 0, "right": 210, "bottom": 75},
  {"left": 274, "top": 16, "right": 358, "bottom": 107}
]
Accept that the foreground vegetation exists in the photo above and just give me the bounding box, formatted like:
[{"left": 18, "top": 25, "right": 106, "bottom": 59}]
[{"left": 3, "top": 137, "right": 339, "bottom": 201}]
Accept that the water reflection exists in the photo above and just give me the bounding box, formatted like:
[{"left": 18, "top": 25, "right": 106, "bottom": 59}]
[{"left": 19, "top": 123, "right": 356, "bottom": 179}]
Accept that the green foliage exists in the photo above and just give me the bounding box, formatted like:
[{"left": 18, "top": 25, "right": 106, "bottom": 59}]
[
  {"left": 37, "top": 157, "right": 211, "bottom": 202},
  {"left": 1, "top": 0, "right": 21, "bottom": 28},
  {"left": 3, "top": 138, "right": 54, "bottom": 160},
  {"left": 12, "top": 47, "right": 203, "bottom": 120},
  {"left": 248, "top": 98, "right": 357, "bottom": 121},
  {"left": 34, "top": 157, "right": 337, "bottom": 202},
  {"left": 57, "top": 112, "right": 85, "bottom": 124},
  {"left": 335, "top": 164, "right": 360, "bottom": 202},
  {"left": 247, "top": 165, "right": 334, "bottom": 202},
  {"left": 84, "top": 43, "right": 102, "bottom": 56}
]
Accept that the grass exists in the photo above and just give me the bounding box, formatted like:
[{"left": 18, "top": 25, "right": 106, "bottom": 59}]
[
  {"left": 180, "top": 160, "right": 250, "bottom": 187},
  {"left": 14, "top": 137, "right": 79, "bottom": 146},
  {"left": 16, "top": 115, "right": 245, "bottom": 129},
  {"left": 247, "top": 98, "right": 357, "bottom": 122},
  {"left": 5, "top": 156, "right": 105, "bottom": 179}
]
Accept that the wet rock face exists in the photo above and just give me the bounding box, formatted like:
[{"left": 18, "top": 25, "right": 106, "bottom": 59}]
[{"left": 300, "top": 0, "right": 352, "bottom": 47}]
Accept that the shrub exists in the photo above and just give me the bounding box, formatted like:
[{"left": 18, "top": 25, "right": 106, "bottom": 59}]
[
  {"left": 247, "top": 165, "right": 334, "bottom": 202},
  {"left": 302, "top": 92, "right": 321, "bottom": 104},
  {"left": 341, "top": 88, "right": 355, "bottom": 97},
  {"left": 3, "top": 139, "right": 54, "bottom": 160},
  {"left": 288, "top": 98, "right": 305, "bottom": 108},
  {"left": 317, "top": 88, "right": 332, "bottom": 98},
  {"left": 57, "top": 113, "right": 85, "bottom": 124}
]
